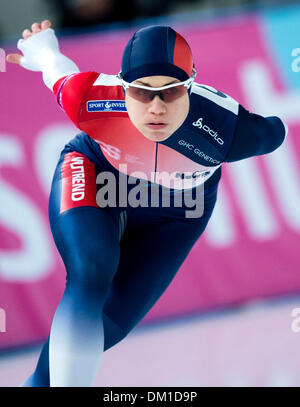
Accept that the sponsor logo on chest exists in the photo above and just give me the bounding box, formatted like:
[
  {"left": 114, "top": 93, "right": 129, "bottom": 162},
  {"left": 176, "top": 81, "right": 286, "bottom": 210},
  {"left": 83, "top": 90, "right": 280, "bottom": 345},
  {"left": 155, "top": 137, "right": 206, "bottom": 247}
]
[
  {"left": 178, "top": 140, "right": 221, "bottom": 164},
  {"left": 87, "top": 100, "right": 127, "bottom": 112},
  {"left": 192, "top": 118, "right": 224, "bottom": 145},
  {"left": 175, "top": 170, "right": 211, "bottom": 180}
]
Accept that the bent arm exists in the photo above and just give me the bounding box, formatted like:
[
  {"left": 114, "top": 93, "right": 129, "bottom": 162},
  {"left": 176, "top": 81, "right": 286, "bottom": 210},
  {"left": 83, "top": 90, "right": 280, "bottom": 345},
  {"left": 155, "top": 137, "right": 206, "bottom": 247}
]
[{"left": 225, "top": 104, "right": 288, "bottom": 162}]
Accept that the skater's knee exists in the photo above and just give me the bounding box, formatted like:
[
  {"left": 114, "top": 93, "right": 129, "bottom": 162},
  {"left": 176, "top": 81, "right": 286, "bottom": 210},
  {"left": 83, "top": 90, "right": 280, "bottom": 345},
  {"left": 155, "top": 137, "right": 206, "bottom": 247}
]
[{"left": 66, "top": 252, "right": 117, "bottom": 297}]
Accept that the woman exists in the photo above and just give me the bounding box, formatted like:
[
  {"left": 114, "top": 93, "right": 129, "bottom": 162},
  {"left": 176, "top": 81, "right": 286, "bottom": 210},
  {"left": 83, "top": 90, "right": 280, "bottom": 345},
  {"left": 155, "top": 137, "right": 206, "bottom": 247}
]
[{"left": 7, "top": 20, "right": 287, "bottom": 387}]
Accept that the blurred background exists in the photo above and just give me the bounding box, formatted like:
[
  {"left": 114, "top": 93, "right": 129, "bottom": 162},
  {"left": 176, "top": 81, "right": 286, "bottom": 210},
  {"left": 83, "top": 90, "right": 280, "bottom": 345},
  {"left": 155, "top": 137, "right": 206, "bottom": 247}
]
[{"left": 1, "top": 0, "right": 300, "bottom": 387}]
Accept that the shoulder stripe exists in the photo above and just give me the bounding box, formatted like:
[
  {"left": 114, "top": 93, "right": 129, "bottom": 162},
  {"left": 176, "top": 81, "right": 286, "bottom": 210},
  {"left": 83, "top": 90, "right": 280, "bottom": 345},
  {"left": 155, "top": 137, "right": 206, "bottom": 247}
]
[
  {"left": 93, "top": 73, "right": 121, "bottom": 87},
  {"left": 191, "top": 82, "right": 239, "bottom": 115}
]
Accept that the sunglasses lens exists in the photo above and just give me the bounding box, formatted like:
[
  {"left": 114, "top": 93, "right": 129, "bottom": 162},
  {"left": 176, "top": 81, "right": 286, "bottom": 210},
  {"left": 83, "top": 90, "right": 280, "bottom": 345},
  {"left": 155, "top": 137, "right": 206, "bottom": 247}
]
[
  {"left": 126, "top": 87, "right": 151, "bottom": 102},
  {"left": 162, "top": 85, "right": 188, "bottom": 102},
  {"left": 126, "top": 84, "right": 188, "bottom": 103}
]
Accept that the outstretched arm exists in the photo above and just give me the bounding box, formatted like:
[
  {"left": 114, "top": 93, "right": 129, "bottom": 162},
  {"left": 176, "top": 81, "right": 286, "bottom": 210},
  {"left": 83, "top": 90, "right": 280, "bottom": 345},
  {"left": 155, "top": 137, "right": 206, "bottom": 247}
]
[{"left": 225, "top": 104, "right": 288, "bottom": 162}]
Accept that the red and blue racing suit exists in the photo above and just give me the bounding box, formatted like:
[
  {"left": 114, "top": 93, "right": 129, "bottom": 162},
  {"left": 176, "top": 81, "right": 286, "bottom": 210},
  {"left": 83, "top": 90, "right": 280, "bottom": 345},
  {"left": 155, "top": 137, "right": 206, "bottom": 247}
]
[{"left": 24, "top": 71, "right": 287, "bottom": 386}]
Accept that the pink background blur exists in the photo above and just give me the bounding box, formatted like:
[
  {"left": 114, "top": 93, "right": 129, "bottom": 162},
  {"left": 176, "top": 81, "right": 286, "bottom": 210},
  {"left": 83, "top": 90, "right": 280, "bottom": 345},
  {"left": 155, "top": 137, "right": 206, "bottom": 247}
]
[{"left": 0, "top": 13, "right": 300, "bottom": 350}]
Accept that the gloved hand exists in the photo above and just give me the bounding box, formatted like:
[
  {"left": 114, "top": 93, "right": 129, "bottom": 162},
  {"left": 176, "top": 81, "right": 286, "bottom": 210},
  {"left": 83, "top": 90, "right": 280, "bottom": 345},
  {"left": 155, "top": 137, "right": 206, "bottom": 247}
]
[
  {"left": 7, "top": 20, "right": 80, "bottom": 89},
  {"left": 7, "top": 20, "right": 53, "bottom": 70},
  {"left": 17, "top": 28, "right": 60, "bottom": 72}
]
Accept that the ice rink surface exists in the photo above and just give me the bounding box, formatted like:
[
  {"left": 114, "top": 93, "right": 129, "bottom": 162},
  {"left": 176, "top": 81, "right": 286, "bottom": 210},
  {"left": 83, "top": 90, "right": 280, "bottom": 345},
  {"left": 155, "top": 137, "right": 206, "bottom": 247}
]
[{"left": 1, "top": 294, "right": 300, "bottom": 387}]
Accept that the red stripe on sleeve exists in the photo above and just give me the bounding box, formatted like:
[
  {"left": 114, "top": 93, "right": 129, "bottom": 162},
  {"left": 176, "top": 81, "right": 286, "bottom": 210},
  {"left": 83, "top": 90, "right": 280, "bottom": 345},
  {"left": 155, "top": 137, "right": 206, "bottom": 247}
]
[{"left": 53, "top": 71, "right": 100, "bottom": 127}]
